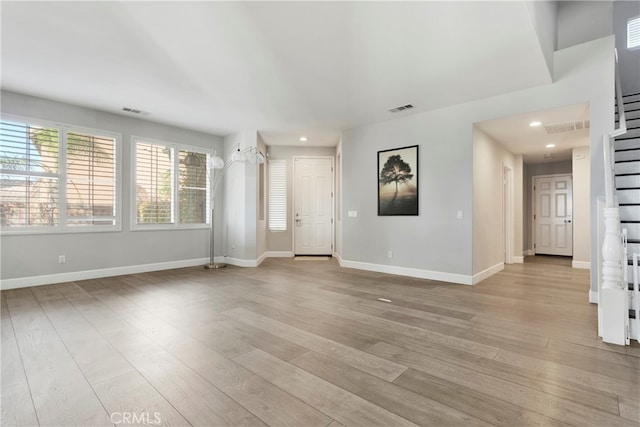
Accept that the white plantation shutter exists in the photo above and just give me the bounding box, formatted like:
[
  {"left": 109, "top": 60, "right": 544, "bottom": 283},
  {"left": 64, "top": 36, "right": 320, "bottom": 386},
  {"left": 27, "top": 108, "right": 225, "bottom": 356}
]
[
  {"left": 0, "top": 118, "right": 120, "bottom": 232},
  {"left": 66, "top": 131, "right": 117, "bottom": 226},
  {"left": 0, "top": 121, "right": 60, "bottom": 228},
  {"left": 178, "top": 149, "right": 208, "bottom": 224},
  {"left": 629, "top": 16, "right": 640, "bottom": 50},
  {"left": 135, "top": 141, "right": 174, "bottom": 224},
  {"left": 268, "top": 159, "right": 287, "bottom": 231}
]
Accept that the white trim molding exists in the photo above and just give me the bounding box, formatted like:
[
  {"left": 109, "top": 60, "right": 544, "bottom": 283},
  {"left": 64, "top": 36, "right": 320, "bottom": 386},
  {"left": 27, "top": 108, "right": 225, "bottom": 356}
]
[
  {"left": 224, "top": 257, "right": 260, "bottom": 268},
  {"left": 512, "top": 256, "right": 524, "bottom": 264},
  {"left": 264, "top": 251, "right": 294, "bottom": 258},
  {"left": 472, "top": 262, "right": 505, "bottom": 285},
  {"left": 338, "top": 259, "right": 472, "bottom": 285},
  {"left": 589, "top": 290, "right": 598, "bottom": 304},
  {"left": 0, "top": 258, "right": 209, "bottom": 290},
  {"left": 572, "top": 260, "right": 591, "bottom": 269}
]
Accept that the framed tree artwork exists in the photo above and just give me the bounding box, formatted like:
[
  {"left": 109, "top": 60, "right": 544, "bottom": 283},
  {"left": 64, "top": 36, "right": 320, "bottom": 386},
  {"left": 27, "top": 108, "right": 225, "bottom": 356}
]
[{"left": 378, "top": 145, "right": 419, "bottom": 216}]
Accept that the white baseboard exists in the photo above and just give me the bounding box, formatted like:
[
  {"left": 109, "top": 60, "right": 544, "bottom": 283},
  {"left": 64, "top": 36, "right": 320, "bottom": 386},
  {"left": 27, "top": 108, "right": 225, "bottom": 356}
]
[
  {"left": 0, "top": 257, "right": 210, "bottom": 290},
  {"left": 264, "top": 251, "right": 294, "bottom": 258},
  {"left": 224, "top": 257, "right": 260, "bottom": 268},
  {"left": 589, "top": 290, "right": 598, "bottom": 304},
  {"left": 256, "top": 252, "right": 267, "bottom": 266},
  {"left": 572, "top": 260, "right": 591, "bottom": 269},
  {"left": 333, "top": 252, "right": 342, "bottom": 263},
  {"left": 512, "top": 256, "right": 524, "bottom": 264},
  {"left": 472, "top": 262, "right": 504, "bottom": 285},
  {"left": 524, "top": 249, "right": 534, "bottom": 256},
  {"left": 339, "top": 259, "right": 472, "bottom": 285}
]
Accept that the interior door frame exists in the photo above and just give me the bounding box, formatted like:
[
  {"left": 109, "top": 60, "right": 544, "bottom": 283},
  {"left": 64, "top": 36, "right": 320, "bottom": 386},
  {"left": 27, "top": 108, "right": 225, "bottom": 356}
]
[
  {"left": 291, "top": 155, "right": 335, "bottom": 256},
  {"left": 532, "top": 173, "right": 573, "bottom": 256}
]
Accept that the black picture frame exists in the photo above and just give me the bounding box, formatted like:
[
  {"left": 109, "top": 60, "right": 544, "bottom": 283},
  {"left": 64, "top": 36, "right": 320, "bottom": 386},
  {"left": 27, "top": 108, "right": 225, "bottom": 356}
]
[{"left": 378, "top": 145, "right": 419, "bottom": 216}]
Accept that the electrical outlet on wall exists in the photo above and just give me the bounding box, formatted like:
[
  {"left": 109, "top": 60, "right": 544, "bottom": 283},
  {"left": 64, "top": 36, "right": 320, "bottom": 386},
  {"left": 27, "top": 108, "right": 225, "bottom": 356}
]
[
  {"left": 387, "top": 251, "right": 393, "bottom": 259},
  {"left": 58, "top": 255, "right": 66, "bottom": 264}
]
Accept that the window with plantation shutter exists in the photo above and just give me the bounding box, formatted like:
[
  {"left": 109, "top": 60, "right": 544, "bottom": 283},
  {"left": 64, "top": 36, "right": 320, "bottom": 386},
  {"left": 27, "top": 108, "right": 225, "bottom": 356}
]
[
  {"left": 178, "top": 149, "right": 208, "bottom": 224},
  {"left": 66, "top": 131, "right": 117, "bottom": 226},
  {"left": 133, "top": 138, "right": 210, "bottom": 229},
  {"left": 135, "top": 141, "right": 174, "bottom": 225},
  {"left": 268, "top": 159, "right": 287, "bottom": 231},
  {"left": 0, "top": 116, "right": 120, "bottom": 233},
  {"left": 629, "top": 16, "right": 640, "bottom": 50}
]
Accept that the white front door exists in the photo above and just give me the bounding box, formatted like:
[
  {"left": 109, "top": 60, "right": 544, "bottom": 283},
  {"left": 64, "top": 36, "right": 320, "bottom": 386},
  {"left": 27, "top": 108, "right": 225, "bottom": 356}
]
[
  {"left": 294, "top": 157, "right": 333, "bottom": 255},
  {"left": 534, "top": 175, "right": 573, "bottom": 256}
]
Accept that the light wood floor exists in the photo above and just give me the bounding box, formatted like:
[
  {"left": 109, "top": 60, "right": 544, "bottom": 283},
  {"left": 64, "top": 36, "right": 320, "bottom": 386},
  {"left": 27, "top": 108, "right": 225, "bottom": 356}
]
[{"left": 2, "top": 257, "right": 639, "bottom": 426}]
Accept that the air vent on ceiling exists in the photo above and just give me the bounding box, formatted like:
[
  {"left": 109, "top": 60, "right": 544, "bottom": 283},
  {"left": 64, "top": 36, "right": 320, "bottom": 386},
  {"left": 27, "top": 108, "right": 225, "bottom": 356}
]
[
  {"left": 544, "top": 120, "right": 590, "bottom": 134},
  {"left": 122, "top": 107, "right": 149, "bottom": 115},
  {"left": 389, "top": 104, "right": 414, "bottom": 113},
  {"left": 544, "top": 153, "right": 554, "bottom": 159}
]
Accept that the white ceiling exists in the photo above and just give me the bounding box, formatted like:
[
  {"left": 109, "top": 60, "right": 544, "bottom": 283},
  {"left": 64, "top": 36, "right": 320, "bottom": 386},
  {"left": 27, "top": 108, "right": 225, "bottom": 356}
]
[
  {"left": 1, "top": 1, "right": 553, "bottom": 147},
  {"left": 475, "top": 102, "right": 590, "bottom": 163}
]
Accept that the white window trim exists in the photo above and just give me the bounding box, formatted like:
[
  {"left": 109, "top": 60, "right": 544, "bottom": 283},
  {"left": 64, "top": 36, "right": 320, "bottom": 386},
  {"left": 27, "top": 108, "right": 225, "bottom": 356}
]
[
  {"left": 130, "top": 136, "right": 212, "bottom": 231},
  {"left": 0, "top": 113, "right": 122, "bottom": 235}
]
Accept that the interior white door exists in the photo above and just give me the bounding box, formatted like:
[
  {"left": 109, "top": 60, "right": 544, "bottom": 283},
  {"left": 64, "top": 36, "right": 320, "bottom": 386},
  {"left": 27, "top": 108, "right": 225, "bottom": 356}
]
[
  {"left": 534, "top": 175, "right": 573, "bottom": 256},
  {"left": 294, "top": 157, "right": 333, "bottom": 255}
]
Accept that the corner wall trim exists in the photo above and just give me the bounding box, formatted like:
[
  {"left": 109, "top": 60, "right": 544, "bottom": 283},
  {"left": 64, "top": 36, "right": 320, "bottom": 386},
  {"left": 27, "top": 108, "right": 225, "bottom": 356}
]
[
  {"left": 338, "top": 259, "right": 472, "bottom": 285},
  {"left": 0, "top": 257, "right": 210, "bottom": 290},
  {"left": 589, "top": 290, "right": 598, "bottom": 304},
  {"left": 512, "top": 256, "right": 524, "bottom": 264},
  {"left": 572, "top": 260, "right": 591, "bottom": 269},
  {"left": 472, "top": 262, "right": 504, "bottom": 285}
]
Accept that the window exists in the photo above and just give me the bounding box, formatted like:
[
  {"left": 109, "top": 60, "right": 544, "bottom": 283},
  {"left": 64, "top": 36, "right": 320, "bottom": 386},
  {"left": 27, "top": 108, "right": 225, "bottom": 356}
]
[
  {"left": 268, "top": 159, "right": 287, "bottom": 231},
  {"left": 133, "top": 137, "right": 210, "bottom": 229},
  {"left": 629, "top": 16, "right": 640, "bottom": 50},
  {"left": 0, "top": 117, "right": 120, "bottom": 233}
]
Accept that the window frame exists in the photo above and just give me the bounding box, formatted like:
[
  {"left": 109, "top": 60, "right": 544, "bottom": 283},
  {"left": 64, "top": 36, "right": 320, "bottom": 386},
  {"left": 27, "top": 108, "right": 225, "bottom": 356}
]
[
  {"left": 131, "top": 136, "right": 212, "bottom": 231},
  {"left": 0, "top": 114, "right": 122, "bottom": 235}
]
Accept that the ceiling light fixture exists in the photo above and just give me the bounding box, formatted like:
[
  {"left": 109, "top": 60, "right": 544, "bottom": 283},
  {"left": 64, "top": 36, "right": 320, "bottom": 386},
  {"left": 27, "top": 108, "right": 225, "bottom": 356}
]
[
  {"left": 545, "top": 143, "right": 556, "bottom": 148},
  {"left": 299, "top": 136, "right": 308, "bottom": 142},
  {"left": 529, "top": 121, "right": 542, "bottom": 127}
]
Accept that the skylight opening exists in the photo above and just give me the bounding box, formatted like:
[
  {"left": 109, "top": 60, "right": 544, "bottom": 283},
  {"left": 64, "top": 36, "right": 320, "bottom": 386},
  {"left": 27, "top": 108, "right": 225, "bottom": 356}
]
[{"left": 628, "top": 16, "right": 640, "bottom": 50}]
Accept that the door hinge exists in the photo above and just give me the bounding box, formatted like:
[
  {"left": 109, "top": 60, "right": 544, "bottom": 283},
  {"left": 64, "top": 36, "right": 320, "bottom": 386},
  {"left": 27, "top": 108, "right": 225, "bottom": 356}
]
[
  {"left": 331, "top": 192, "right": 333, "bottom": 197},
  {"left": 534, "top": 243, "right": 536, "bottom": 248},
  {"left": 534, "top": 214, "right": 536, "bottom": 220},
  {"left": 331, "top": 218, "right": 333, "bottom": 224},
  {"left": 331, "top": 167, "right": 334, "bottom": 172}
]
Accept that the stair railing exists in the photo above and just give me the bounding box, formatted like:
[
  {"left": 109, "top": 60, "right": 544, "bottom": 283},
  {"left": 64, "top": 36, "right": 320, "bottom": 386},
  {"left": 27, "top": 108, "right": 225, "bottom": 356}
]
[{"left": 600, "top": 49, "right": 629, "bottom": 345}]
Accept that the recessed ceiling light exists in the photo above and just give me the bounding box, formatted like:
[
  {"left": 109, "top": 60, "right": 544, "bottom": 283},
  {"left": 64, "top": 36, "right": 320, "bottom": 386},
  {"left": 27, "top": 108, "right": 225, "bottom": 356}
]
[
  {"left": 545, "top": 143, "right": 555, "bottom": 148},
  {"left": 299, "top": 136, "right": 308, "bottom": 142},
  {"left": 529, "top": 121, "right": 542, "bottom": 127}
]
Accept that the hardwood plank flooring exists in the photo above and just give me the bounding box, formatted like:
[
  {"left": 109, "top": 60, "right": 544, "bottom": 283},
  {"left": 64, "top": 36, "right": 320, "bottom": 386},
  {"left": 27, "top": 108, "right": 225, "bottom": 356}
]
[{"left": 2, "top": 256, "right": 639, "bottom": 426}]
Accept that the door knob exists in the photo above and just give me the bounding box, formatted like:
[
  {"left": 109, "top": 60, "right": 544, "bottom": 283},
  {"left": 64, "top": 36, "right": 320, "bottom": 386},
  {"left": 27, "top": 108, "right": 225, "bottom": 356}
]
[{"left": 564, "top": 219, "right": 572, "bottom": 223}]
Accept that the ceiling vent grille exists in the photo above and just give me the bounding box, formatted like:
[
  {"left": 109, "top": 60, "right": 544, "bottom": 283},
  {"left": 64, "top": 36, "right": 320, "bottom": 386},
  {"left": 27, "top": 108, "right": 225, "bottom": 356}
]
[
  {"left": 544, "top": 120, "right": 590, "bottom": 134},
  {"left": 389, "top": 104, "right": 414, "bottom": 113}
]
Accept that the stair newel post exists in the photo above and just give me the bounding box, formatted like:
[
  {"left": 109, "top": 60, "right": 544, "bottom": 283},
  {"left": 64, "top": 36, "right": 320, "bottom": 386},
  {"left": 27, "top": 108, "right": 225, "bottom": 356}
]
[{"left": 601, "top": 207, "right": 628, "bottom": 344}]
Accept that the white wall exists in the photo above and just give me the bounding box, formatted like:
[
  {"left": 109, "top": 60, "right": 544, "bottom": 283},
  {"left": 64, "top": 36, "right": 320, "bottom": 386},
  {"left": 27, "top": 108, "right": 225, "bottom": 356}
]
[
  {"left": 222, "top": 130, "right": 259, "bottom": 264},
  {"left": 341, "top": 36, "right": 614, "bottom": 289},
  {"left": 557, "top": 1, "right": 613, "bottom": 50},
  {"left": 266, "top": 145, "right": 336, "bottom": 254},
  {"left": 1, "top": 90, "right": 223, "bottom": 286},
  {"left": 526, "top": 0, "right": 558, "bottom": 76},
  {"left": 572, "top": 146, "right": 591, "bottom": 268},
  {"left": 472, "top": 128, "right": 523, "bottom": 278}
]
